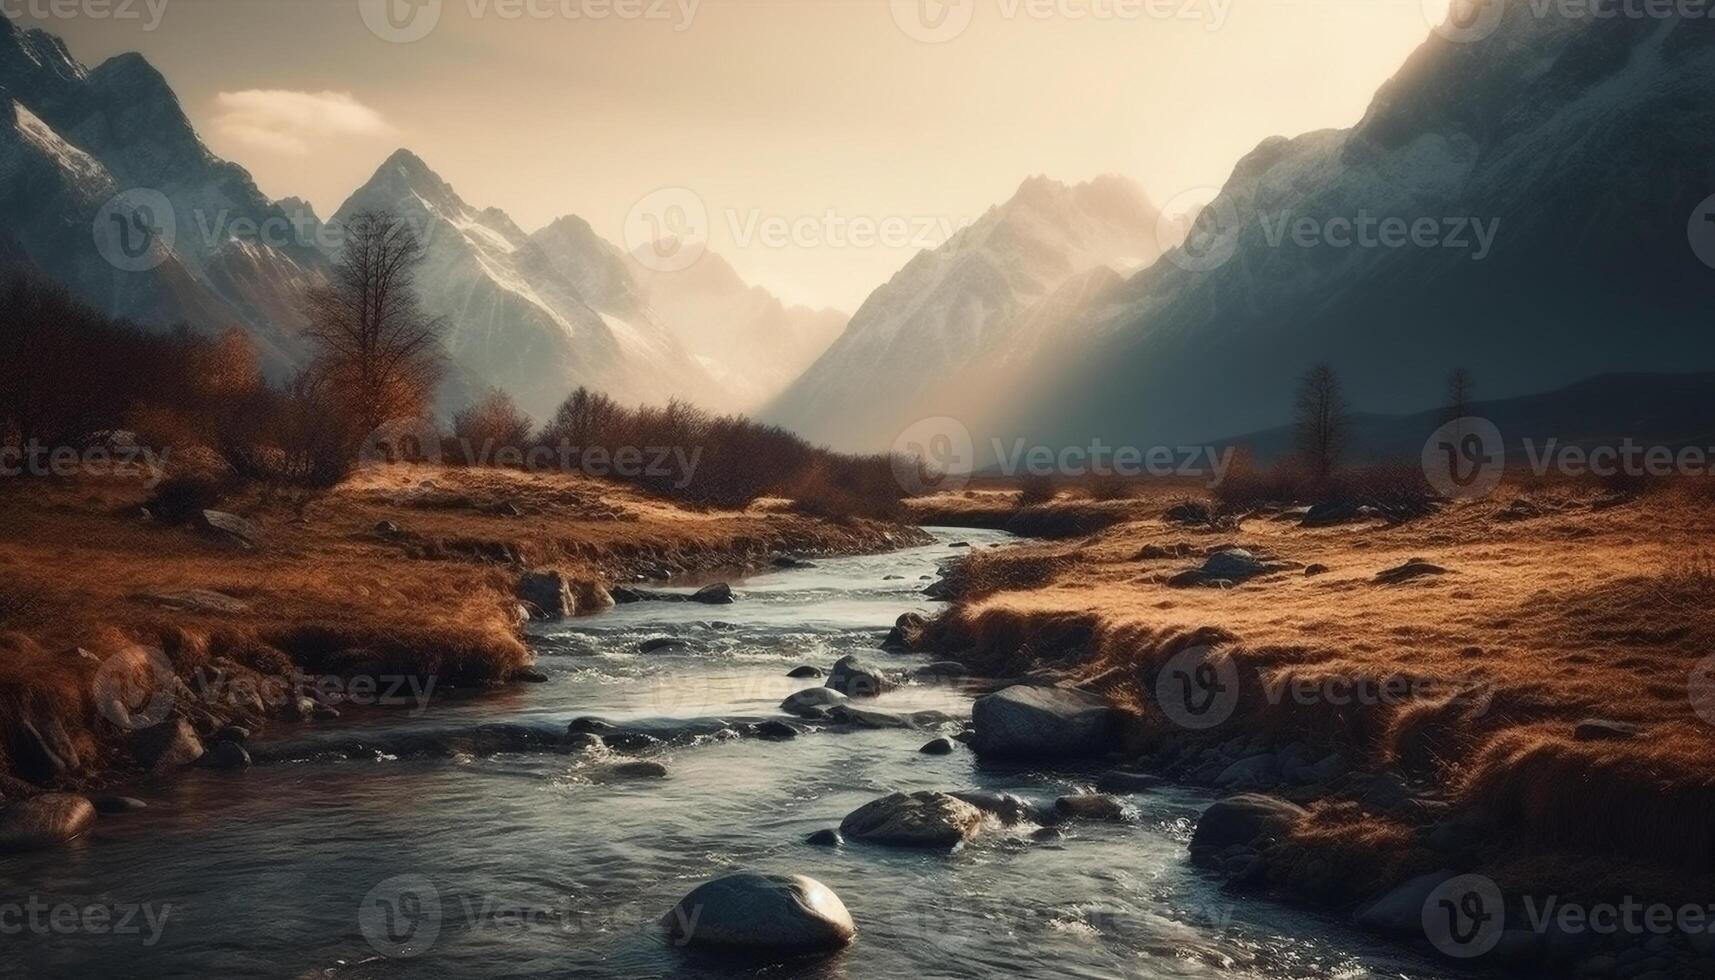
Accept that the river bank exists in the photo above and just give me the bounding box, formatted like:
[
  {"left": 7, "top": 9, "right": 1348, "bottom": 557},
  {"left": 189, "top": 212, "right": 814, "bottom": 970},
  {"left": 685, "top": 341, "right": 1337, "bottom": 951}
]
[
  {"left": 906, "top": 485, "right": 1715, "bottom": 977},
  {"left": 0, "top": 463, "right": 927, "bottom": 803}
]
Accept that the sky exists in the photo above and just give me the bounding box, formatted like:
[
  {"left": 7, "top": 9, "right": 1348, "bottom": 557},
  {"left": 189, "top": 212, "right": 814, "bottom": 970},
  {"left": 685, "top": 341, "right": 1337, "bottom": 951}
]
[{"left": 20, "top": 0, "right": 1441, "bottom": 310}]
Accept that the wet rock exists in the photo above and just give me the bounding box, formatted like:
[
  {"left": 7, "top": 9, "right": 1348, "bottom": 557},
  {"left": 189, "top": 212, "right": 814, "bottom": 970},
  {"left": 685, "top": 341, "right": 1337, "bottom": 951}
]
[
  {"left": 133, "top": 719, "right": 204, "bottom": 771},
  {"left": 949, "top": 790, "right": 1040, "bottom": 825},
  {"left": 781, "top": 687, "right": 849, "bottom": 717},
  {"left": 214, "top": 725, "right": 250, "bottom": 744},
  {"left": 1054, "top": 794, "right": 1127, "bottom": 821},
  {"left": 827, "top": 705, "right": 910, "bottom": 728},
  {"left": 568, "top": 717, "right": 614, "bottom": 734},
  {"left": 840, "top": 791, "right": 983, "bottom": 849},
  {"left": 516, "top": 570, "right": 575, "bottom": 620},
  {"left": 752, "top": 720, "right": 799, "bottom": 741},
  {"left": 882, "top": 612, "right": 928, "bottom": 651},
  {"left": 199, "top": 740, "right": 252, "bottom": 769},
  {"left": 797, "top": 706, "right": 832, "bottom": 721},
  {"left": 90, "top": 796, "right": 149, "bottom": 814},
  {"left": 661, "top": 872, "right": 854, "bottom": 951},
  {"left": 691, "top": 583, "right": 734, "bottom": 605},
  {"left": 772, "top": 556, "right": 815, "bottom": 569},
  {"left": 639, "top": 637, "right": 690, "bottom": 654},
  {"left": 919, "top": 737, "right": 955, "bottom": 755},
  {"left": 805, "top": 829, "right": 843, "bottom": 847},
  {"left": 0, "top": 793, "right": 97, "bottom": 851},
  {"left": 200, "top": 509, "right": 261, "bottom": 548},
  {"left": 1215, "top": 753, "right": 1280, "bottom": 791},
  {"left": 1189, "top": 794, "right": 1306, "bottom": 851},
  {"left": 514, "top": 667, "right": 549, "bottom": 683},
  {"left": 914, "top": 661, "right": 967, "bottom": 678},
  {"left": 1574, "top": 718, "right": 1640, "bottom": 742},
  {"left": 786, "top": 665, "right": 823, "bottom": 679},
  {"left": 921, "top": 579, "right": 954, "bottom": 601},
  {"left": 1355, "top": 870, "right": 1459, "bottom": 934},
  {"left": 564, "top": 733, "right": 606, "bottom": 754},
  {"left": 610, "top": 760, "right": 669, "bottom": 779},
  {"left": 1096, "top": 771, "right": 1161, "bottom": 794},
  {"left": 1374, "top": 560, "right": 1449, "bottom": 585},
  {"left": 825, "top": 655, "right": 897, "bottom": 697},
  {"left": 971, "top": 685, "right": 1122, "bottom": 759},
  {"left": 603, "top": 732, "right": 664, "bottom": 752}
]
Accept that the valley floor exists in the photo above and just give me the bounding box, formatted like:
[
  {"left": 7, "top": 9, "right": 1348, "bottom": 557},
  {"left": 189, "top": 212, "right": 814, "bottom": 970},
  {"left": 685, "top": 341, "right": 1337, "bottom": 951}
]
[
  {"left": 907, "top": 484, "right": 1715, "bottom": 968},
  {"left": 0, "top": 464, "right": 923, "bottom": 799}
]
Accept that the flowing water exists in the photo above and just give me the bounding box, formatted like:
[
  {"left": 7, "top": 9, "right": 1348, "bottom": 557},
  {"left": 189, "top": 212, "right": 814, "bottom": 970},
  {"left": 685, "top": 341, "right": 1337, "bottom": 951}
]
[{"left": 5, "top": 528, "right": 1465, "bottom": 979}]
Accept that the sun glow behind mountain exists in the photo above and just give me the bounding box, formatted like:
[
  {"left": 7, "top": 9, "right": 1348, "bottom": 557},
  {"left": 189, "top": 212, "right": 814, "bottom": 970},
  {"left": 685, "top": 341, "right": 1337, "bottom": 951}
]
[{"left": 19, "top": 0, "right": 1435, "bottom": 311}]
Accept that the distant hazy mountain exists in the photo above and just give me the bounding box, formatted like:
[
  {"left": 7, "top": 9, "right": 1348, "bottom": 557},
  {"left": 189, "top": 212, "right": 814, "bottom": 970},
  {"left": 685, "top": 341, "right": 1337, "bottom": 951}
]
[
  {"left": 987, "top": 9, "right": 1715, "bottom": 453},
  {"left": 629, "top": 244, "right": 846, "bottom": 413},
  {"left": 763, "top": 174, "right": 1164, "bottom": 451},
  {"left": 0, "top": 15, "right": 326, "bottom": 376},
  {"left": 328, "top": 150, "right": 723, "bottom": 420}
]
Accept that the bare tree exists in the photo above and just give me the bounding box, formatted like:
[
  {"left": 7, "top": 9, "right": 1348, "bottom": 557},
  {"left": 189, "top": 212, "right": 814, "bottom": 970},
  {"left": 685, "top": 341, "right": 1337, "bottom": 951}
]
[
  {"left": 452, "top": 388, "right": 535, "bottom": 462},
  {"left": 1294, "top": 363, "right": 1350, "bottom": 483},
  {"left": 1444, "top": 367, "right": 1475, "bottom": 423},
  {"left": 302, "top": 211, "right": 445, "bottom": 441}
]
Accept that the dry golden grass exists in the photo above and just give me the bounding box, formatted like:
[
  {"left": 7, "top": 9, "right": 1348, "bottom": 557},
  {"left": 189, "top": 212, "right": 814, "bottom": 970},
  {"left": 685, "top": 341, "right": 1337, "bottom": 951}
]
[
  {"left": 0, "top": 463, "right": 915, "bottom": 795},
  {"left": 917, "top": 482, "right": 1715, "bottom": 896}
]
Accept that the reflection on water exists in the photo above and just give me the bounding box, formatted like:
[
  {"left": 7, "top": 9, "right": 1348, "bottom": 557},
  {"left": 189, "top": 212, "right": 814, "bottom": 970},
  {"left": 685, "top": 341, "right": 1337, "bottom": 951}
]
[{"left": 4, "top": 529, "right": 1464, "bottom": 979}]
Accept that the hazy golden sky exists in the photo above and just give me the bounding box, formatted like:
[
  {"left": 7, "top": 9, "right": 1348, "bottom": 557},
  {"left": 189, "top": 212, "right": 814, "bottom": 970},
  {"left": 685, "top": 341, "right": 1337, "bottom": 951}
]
[{"left": 26, "top": 0, "right": 1440, "bottom": 309}]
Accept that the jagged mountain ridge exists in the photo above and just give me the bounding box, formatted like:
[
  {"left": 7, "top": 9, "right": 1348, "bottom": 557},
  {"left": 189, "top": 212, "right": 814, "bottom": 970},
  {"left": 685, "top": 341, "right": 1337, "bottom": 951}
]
[
  {"left": 762, "top": 174, "right": 1164, "bottom": 451},
  {"left": 984, "top": 9, "right": 1715, "bottom": 453}
]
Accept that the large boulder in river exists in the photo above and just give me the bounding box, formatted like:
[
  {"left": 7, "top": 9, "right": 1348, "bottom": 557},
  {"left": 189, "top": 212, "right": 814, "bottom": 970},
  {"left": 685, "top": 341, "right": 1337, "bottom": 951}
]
[
  {"left": 0, "top": 793, "right": 96, "bottom": 851},
  {"left": 1189, "top": 793, "right": 1307, "bottom": 851},
  {"left": 840, "top": 791, "right": 983, "bottom": 849},
  {"left": 825, "top": 655, "right": 897, "bottom": 697},
  {"left": 661, "top": 872, "right": 854, "bottom": 951},
  {"left": 516, "top": 570, "right": 575, "bottom": 620},
  {"left": 782, "top": 687, "right": 849, "bottom": 716},
  {"left": 970, "top": 686, "right": 1122, "bottom": 759}
]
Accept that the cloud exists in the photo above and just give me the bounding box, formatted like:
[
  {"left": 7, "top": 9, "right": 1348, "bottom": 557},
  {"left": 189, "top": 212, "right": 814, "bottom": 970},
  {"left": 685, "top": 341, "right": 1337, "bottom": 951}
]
[{"left": 212, "top": 90, "right": 396, "bottom": 156}]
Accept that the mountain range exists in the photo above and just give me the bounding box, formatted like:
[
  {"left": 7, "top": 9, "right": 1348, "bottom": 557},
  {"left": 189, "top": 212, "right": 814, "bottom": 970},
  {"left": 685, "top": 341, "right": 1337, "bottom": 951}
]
[{"left": 0, "top": 14, "right": 839, "bottom": 420}]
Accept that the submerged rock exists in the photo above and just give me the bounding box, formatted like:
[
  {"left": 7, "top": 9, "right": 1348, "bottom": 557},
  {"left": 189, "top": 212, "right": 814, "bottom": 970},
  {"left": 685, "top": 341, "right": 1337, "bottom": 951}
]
[
  {"left": 840, "top": 791, "right": 983, "bottom": 849},
  {"left": 970, "top": 686, "right": 1122, "bottom": 759},
  {"left": 1054, "top": 794, "right": 1127, "bottom": 822},
  {"left": 949, "top": 790, "right": 1040, "bottom": 826},
  {"left": 1095, "top": 771, "right": 1162, "bottom": 794},
  {"left": 781, "top": 687, "right": 849, "bottom": 717},
  {"left": 661, "top": 872, "right": 854, "bottom": 951},
  {"left": 919, "top": 737, "right": 955, "bottom": 755},
  {"left": 199, "top": 740, "right": 252, "bottom": 770},
  {"left": 805, "top": 829, "right": 843, "bottom": 847},
  {"left": 786, "top": 665, "right": 823, "bottom": 679},
  {"left": 0, "top": 794, "right": 96, "bottom": 851},
  {"left": 568, "top": 717, "right": 614, "bottom": 734},
  {"left": 752, "top": 720, "right": 799, "bottom": 741},
  {"left": 825, "top": 655, "right": 897, "bottom": 697},
  {"left": 639, "top": 637, "right": 690, "bottom": 654},
  {"left": 692, "top": 583, "right": 734, "bottom": 604},
  {"left": 609, "top": 761, "right": 669, "bottom": 779}
]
